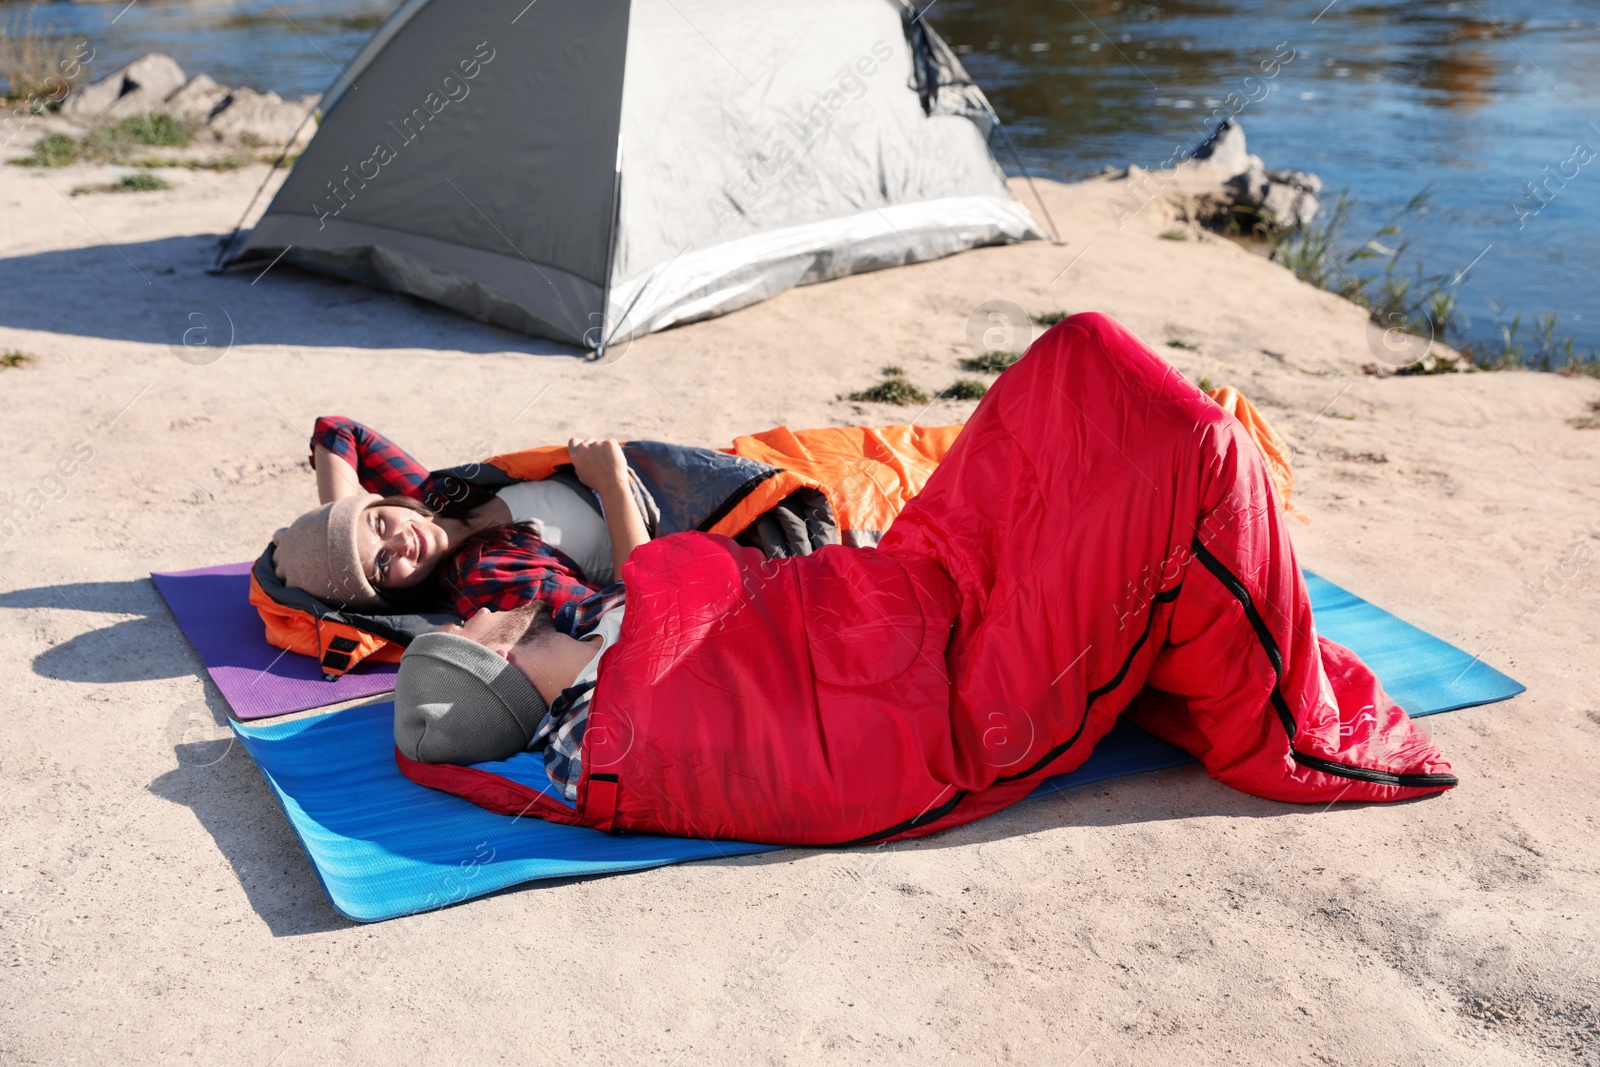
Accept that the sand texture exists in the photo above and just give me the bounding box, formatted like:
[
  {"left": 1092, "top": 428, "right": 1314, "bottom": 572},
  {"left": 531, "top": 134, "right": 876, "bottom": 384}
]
[{"left": 1, "top": 158, "right": 1597, "bottom": 1065}]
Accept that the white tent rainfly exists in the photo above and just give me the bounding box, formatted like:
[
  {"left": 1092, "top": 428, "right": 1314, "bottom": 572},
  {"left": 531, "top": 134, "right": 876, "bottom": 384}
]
[{"left": 224, "top": 0, "right": 1044, "bottom": 350}]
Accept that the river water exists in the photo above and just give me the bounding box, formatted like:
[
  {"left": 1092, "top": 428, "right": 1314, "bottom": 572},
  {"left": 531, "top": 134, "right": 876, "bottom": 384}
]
[{"left": 17, "top": 0, "right": 1598, "bottom": 356}]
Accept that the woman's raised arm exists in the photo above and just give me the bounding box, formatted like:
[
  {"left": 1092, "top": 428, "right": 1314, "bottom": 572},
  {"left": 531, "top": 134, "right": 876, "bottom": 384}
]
[
  {"left": 308, "top": 416, "right": 431, "bottom": 504},
  {"left": 314, "top": 445, "right": 363, "bottom": 504}
]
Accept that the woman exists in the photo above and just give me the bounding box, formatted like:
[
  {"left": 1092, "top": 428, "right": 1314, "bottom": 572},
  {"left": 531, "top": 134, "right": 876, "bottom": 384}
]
[{"left": 271, "top": 417, "right": 648, "bottom": 618}]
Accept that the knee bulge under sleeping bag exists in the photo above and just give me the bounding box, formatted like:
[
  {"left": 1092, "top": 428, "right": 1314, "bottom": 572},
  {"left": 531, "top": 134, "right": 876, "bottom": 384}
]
[{"left": 399, "top": 313, "right": 1455, "bottom": 843}]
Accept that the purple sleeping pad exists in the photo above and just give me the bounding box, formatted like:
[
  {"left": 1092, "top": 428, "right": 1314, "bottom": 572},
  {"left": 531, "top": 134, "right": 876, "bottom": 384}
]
[{"left": 150, "top": 562, "right": 398, "bottom": 719}]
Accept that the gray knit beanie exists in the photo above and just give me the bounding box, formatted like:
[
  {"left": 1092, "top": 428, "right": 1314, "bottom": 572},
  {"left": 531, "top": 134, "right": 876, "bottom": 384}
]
[
  {"left": 271, "top": 493, "right": 386, "bottom": 611},
  {"left": 394, "top": 632, "right": 549, "bottom": 764}
]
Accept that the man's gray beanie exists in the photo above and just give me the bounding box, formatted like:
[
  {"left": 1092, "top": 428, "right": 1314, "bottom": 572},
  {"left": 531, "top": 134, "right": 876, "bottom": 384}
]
[{"left": 394, "top": 632, "right": 548, "bottom": 764}]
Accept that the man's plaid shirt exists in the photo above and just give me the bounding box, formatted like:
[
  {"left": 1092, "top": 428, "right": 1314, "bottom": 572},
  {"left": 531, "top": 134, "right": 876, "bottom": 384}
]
[
  {"left": 537, "top": 583, "right": 628, "bottom": 801},
  {"left": 311, "top": 416, "right": 601, "bottom": 617}
]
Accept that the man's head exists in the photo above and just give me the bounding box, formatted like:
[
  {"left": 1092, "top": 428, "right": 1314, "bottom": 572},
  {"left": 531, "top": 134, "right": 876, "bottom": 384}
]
[
  {"left": 447, "top": 597, "right": 558, "bottom": 651},
  {"left": 393, "top": 600, "right": 558, "bottom": 764}
]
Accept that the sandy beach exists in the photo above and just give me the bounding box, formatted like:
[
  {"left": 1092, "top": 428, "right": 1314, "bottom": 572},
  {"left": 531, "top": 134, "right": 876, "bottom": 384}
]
[{"left": 2, "top": 150, "right": 1598, "bottom": 1065}]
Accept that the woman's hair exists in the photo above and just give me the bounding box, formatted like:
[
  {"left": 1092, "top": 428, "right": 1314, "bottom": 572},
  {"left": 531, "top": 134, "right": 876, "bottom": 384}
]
[{"left": 373, "top": 494, "right": 434, "bottom": 517}]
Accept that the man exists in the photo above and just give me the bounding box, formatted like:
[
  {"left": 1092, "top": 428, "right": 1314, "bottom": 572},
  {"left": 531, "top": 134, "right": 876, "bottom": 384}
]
[
  {"left": 394, "top": 588, "right": 624, "bottom": 801},
  {"left": 393, "top": 313, "right": 1457, "bottom": 847}
]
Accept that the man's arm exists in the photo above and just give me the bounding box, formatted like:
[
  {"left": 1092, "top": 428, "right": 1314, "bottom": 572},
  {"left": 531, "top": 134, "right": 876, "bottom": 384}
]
[{"left": 567, "top": 438, "right": 649, "bottom": 576}]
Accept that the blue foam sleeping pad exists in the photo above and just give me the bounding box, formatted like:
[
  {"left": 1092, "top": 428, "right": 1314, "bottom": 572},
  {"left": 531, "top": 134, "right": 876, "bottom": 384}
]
[{"left": 231, "top": 571, "right": 1523, "bottom": 922}]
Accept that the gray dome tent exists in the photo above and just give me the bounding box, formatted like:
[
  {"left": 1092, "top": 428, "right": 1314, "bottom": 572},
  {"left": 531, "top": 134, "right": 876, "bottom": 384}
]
[{"left": 225, "top": 0, "right": 1042, "bottom": 349}]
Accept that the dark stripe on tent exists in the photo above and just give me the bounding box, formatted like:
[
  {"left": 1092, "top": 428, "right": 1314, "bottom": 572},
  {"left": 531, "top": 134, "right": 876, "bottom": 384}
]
[{"left": 1189, "top": 540, "right": 1458, "bottom": 789}]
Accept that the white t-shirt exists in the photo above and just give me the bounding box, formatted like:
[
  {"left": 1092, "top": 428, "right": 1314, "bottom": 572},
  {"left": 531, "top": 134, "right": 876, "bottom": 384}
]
[
  {"left": 571, "top": 602, "right": 626, "bottom": 691},
  {"left": 495, "top": 479, "right": 615, "bottom": 585}
]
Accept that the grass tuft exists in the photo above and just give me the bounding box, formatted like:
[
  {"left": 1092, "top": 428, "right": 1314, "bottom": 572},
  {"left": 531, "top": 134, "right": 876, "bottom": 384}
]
[
  {"left": 1159, "top": 228, "right": 1189, "bottom": 241},
  {"left": 1271, "top": 185, "right": 1595, "bottom": 376},
  {"left": 1556, "top": 357, "right": 1600, "bottom": 380},
  {"left": 72, "top": 171, "right": 172, "bottom": 195},
  {"left": 1, "top": 349, "right": 38, "bottom": 369},
  {"left": 1033, "top": 311, "right": 1070, "bottom": 327},
  {"left": 13, "top": 114, "right": 197, "bottom": 168},
  {"left": 110, "top": 111, "right": 193, "bottom": 148},
  {"left": 846, "top": 378, "right": 929, "bottom": 405},
  {"left": 1167, "top": 339, "right": 1199, "bottom": 351},
  {"left": 940, "top": 378, "right": 988, "bottom": 401},
  {"left": 15, "top": 131, "right": 77, "bottom": 166},
  {"left": 113, "top": 171, "right": 169, "bottom": 191},
  {"left": 843, "top": 366, "right": 933, "bottom": 405},
  {"left": 959, "top": 350, "right": 1022, "bottom": 374}
]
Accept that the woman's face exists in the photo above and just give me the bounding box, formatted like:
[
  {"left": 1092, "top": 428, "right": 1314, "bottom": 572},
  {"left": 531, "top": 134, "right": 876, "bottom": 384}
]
[{"left": 357, "top": 505, "right": 450, "bottom": 589}]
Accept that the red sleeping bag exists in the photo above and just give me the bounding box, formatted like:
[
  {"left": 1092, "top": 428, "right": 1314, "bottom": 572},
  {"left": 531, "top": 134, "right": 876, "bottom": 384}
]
[{"left": 400, "top": 313, "right": 1455, "bottom": 844}]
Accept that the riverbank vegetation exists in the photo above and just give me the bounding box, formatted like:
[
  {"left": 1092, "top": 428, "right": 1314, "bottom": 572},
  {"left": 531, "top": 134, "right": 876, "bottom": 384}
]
[
  {"left": 1271, "top": 186, "right": 1599, "bottom": 378},
  {"left": 16, "top": 113, "right": 194, "bottom": 166},
  {"left": 0, "top": 8, "right": 81, "bottom": 103}
]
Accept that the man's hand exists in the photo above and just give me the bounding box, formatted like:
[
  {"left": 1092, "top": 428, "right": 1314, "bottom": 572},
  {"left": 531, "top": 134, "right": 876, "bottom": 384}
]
[{"left": 568, "top": 437, "right": 629, "bottom": 492}]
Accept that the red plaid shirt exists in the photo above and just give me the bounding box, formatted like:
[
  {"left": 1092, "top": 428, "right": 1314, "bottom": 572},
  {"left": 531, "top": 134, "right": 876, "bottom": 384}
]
[{"left": 311, "top": 416, "right": 601, "bottom": 617}]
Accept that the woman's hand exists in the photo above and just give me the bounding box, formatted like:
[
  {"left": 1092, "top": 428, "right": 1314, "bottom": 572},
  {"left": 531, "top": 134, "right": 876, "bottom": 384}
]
[
  {"left": 567, "top": 437, "right": 629, "bottom": 493},
  {"left": 568, "top": 437, "right": 649, "bottom": 575}
]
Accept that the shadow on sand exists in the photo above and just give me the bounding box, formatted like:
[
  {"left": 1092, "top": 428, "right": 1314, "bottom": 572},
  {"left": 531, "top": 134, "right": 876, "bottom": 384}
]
[
  {"left": 0, "top": 232, "right": 580, "bottom": 357},
  {"left": 150, "top": 735, "right": 356, "bottom": 937},
  {"left": 0, "top": 578, "right": 200, "bottom": 684},
  {"left": 0, "top": 576, "right": 353, "bottom": 933},
  {"left": 11, "top": 577, "right": 1438, "bottom": 932}
]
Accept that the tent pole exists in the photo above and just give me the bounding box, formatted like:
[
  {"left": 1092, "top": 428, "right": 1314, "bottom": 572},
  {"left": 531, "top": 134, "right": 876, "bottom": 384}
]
[
  {"left": 993, "top": 120, "right": 1063, "bottom": 246},
  {"left": 208, "top": 108, "right": 319, "bottom": 274},
  {"left": 593, "top": 165, "right": 624, "bottom": 359}
]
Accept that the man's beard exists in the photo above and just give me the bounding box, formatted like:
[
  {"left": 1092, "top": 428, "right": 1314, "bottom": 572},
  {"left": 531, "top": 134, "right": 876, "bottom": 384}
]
[{"left": 481, "top": 599, "right": 555, "bottom": 648}]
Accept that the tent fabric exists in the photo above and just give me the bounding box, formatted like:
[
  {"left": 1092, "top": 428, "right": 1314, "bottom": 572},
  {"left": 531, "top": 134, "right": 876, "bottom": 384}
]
[
  {"left": 608, "top": 0, "right": 1035, "bottom": 338},
  {"left": 399, "top": 314, "right": 1459, "bottom": 845},
  {"left": 226, "top": 0, "right": 1041, "bottom": 346}
]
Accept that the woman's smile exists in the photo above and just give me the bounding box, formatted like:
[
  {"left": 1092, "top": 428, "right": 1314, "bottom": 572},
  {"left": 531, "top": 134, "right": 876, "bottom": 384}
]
[{"left": 359, "top": 502, "right": 455, "bottom": 589}]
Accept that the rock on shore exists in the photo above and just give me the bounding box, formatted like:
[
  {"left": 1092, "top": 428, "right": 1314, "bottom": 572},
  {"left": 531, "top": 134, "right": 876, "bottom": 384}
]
[
  {"left": 61, "top": 52, "right": 318, "bottom": 151},
  {"left": 1112, "top": 119, "right": 1321, "bottom": 235}
]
